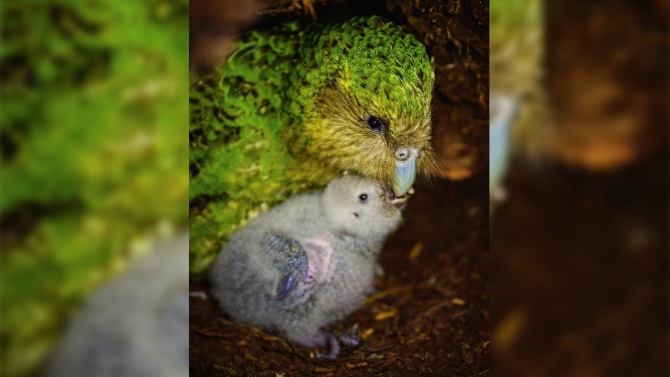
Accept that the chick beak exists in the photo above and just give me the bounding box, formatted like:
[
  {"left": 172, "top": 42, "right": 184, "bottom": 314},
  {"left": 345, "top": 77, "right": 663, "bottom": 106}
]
[
  {"left": 392, "top": 147, "right": 419, "bottom": 197},
  {"left": 390, "top": 187, "right": 415, "bottom": 210}
]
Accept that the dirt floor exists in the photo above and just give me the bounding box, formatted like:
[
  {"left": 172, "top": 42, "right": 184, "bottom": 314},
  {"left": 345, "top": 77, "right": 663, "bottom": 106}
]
[{"left": 190, "top": 173, "right": 490, "bottom": 376}]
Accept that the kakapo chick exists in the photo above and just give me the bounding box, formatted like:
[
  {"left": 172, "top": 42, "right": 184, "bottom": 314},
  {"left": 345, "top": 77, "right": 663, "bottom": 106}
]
[{"left": 209, "top": 175, "right": 407, "bottom": 358}]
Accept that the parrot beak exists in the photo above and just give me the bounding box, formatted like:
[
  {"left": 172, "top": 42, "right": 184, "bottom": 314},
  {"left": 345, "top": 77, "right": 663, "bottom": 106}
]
[{"left": 392, "top": 155, "right": 417, "bottom": 197}]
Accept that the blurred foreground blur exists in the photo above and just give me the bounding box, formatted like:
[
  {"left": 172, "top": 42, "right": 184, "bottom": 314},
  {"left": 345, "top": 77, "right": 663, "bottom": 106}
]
[
  {"left": 490, "top": 0, "right": 668, "bottom": 375},
  {"left": 43, "top": 234, "right": 188, "bottom": 377},
  {"left": 0, "top": 1, "right": 189, "bottom": 376}
]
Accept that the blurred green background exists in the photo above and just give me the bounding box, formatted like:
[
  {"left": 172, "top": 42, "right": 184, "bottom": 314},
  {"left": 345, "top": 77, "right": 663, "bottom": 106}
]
[{"left": 0, "top": 1, "right": 189, "bottom": 375}]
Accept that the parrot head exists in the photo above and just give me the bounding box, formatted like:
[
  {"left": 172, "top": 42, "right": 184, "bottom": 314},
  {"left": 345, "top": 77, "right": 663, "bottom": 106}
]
[{"left": 291, "top": 17, "right": 436, "bottom": 197}]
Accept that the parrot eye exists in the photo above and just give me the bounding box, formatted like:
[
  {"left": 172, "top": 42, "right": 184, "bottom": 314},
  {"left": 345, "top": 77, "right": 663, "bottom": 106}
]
[
  {"left": 365, "top": 116, "right": 385, "bottom": 134},
  {"left": 359, "top": 193, "right": 368, "bottom": 202}
]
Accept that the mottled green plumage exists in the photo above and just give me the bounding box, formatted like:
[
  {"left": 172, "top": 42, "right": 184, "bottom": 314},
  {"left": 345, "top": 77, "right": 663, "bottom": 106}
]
[{"left": 189, "top": 16, "right": 434, "bottom": 277}]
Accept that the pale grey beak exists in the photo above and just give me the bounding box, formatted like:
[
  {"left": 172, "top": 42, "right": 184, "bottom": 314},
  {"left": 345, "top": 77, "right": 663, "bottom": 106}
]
[{"left": 392, "top": 151, "right": 417, "bottom": 197}]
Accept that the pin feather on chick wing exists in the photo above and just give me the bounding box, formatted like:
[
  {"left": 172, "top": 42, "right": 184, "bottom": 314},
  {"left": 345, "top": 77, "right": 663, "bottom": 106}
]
[
  {"left": 190, "top": 16, "right": 435, "bottom": 277},
  {"left": 208, "top": 175, "right": 407, "bottom": 358}
]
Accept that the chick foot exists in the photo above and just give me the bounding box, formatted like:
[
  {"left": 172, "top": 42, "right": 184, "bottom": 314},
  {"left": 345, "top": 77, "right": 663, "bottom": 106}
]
[{"left": 313, "top": 331, "right": 360, "bottom": 359}]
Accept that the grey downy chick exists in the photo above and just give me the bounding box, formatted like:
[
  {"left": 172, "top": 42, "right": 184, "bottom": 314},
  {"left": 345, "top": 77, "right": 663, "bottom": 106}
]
[{"left": 209, "top": 175, "right": 409, "bottom": 358}]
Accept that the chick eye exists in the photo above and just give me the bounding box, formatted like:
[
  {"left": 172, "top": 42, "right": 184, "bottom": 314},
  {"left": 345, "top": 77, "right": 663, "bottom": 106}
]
[
  {"left": 359, "top": 193, "right": 368, "bottom": 202},
  {"left": 365, "top": 115, "right": 385, "bottom": 134}
]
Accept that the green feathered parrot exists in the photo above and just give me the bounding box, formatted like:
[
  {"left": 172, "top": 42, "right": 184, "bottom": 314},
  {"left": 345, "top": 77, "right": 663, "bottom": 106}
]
[{"left": 189, "top": 16, "right": 435, "bottom": 277}]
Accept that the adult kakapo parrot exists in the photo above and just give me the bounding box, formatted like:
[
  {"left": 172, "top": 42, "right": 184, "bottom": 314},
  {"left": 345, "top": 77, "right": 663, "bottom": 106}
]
[{"left": 189, "top": 16, "right": 435, "bottom": 277}]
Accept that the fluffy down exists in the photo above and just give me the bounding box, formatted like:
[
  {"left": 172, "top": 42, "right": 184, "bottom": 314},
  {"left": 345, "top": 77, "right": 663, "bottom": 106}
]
[{"left": 209, "top": 175, "right": 404, "bottom": 357}]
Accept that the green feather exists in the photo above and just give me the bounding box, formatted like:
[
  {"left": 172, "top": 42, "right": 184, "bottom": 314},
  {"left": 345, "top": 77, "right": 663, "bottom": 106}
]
[{"left": 189, "top": 16, "right": 434, "bottom": 278}]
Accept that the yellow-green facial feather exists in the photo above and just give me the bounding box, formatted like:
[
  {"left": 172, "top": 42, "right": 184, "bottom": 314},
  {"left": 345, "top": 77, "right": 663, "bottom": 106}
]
[
  {"left": 286, "top": 16, "right": 436, "bottom": 193},
  {"left": 302, "top": 86, "right": 435, "bottom": 186}
]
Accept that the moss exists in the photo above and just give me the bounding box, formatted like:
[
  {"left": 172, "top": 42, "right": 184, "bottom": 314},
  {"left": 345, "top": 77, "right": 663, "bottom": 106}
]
[{"left": 0, "top": 1, "right": 189, "bottom": 375}]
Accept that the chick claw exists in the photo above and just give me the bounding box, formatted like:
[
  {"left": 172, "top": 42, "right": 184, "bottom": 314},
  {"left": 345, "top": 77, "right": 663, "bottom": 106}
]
[
  {"left": 313, "top": 332, "right": 360, "bottom": 359},
  {"left": 314, "top": 333, "right": 340, "bottom": 359},
  {"left": 262, "top": 233, "right": 308, "bottom": 300},
  {"left": 339, "top": 333, "right": 360, "bottom": 347}
]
